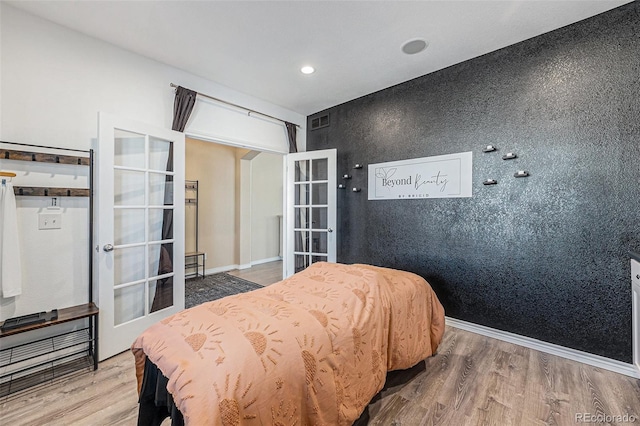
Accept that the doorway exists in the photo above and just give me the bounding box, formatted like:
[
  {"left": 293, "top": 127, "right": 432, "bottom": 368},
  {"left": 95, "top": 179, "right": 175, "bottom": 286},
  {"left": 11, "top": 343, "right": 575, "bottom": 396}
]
[{"left": 185, "top": 137, "right": 283, "bottom": 280}]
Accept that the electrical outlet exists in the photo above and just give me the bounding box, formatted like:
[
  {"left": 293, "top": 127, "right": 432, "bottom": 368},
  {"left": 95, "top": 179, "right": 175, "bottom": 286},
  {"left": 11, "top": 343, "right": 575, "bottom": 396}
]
[{"left": 39, "top": 213, "right": 62, "bottom": 230}]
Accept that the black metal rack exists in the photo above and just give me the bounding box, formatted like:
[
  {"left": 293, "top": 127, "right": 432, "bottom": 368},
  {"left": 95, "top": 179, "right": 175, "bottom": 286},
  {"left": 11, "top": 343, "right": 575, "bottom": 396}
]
[
  {"left": 0, "top": 141, "right": 98, "bottom": 397},
  {"left": 185, "top": 180, "right": 205, "bottom": 279}
]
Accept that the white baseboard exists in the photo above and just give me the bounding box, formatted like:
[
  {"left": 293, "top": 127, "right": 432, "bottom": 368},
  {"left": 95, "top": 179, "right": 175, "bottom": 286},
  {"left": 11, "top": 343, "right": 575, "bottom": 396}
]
[
  {"left": 202, "top": 257, "right": 281, "bottom": 276},
  {"left": 445, "top": 317, "right": 640, "bottom": 379},
  {"left": 251, "top": 256, "right": 282, "bottom": 266},
  {"left": 204, "top": 264, "right": 239, "bottom": 275}
]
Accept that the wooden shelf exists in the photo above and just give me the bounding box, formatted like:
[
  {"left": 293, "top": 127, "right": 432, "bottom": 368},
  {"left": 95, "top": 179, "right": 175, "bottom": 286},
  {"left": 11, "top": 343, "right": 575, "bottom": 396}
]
[
  {"left": 13, "top": 186, "right": 90, "bottom": 197},
  {"left": 1, "top": 148, "right": 90, "bottom": 165},
  {"left": 0, "top": 303, "right": 99, "bottom": 338},
  {"left": 0, "top": 142, "right": 96, "bottom": 397},
  {"left": 0, "top": 303, "right": 99, "bottom": 397},
  {"left": 2, "top": 146, "right": 91, "bottom": 197}
]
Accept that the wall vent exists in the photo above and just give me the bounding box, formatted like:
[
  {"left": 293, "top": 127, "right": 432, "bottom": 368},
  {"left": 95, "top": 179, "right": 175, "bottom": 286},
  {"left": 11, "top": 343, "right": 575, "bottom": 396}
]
[{"left": 310, "top": 114, "right": 329, "bottom": 130}]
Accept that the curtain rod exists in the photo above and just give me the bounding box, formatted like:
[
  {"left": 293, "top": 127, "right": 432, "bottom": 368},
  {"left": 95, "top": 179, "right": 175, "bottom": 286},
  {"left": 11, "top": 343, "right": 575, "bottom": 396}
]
[{"left": 170, "top": 83, "right": 300, "bottom": 128}]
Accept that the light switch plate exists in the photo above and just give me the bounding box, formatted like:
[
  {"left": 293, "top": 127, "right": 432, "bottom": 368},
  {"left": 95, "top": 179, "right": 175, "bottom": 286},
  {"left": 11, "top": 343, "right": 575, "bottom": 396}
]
[{"left": 39, "top": 213, "right": 61, "bottom": 230}]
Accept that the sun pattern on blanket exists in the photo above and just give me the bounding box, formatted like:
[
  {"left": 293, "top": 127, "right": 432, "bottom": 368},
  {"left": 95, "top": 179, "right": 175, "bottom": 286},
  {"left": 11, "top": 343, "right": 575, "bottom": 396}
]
[
  {"left": 241, "top": 323, "right": 283, "bottom": 372},
  {"left": 132, "top": 262, "right": 445, "bottom": 425},
  {"left": 213, "top": 373, "right": 258, "bottom": 424}
]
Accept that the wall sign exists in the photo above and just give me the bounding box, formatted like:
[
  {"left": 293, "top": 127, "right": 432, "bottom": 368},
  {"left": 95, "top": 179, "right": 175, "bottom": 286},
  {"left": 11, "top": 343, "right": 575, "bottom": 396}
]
[{"left": 368, "top": 151, "right": 472, "bottom": 200}]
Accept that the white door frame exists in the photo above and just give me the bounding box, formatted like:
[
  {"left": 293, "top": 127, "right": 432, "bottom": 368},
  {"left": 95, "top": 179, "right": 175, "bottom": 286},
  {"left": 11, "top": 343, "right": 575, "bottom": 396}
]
[
  {"left": 184, "top": 133, "right": 290, "bottom": 275},
  {"left": 284, "top": 148, "right": 337, "bottom": 277}
]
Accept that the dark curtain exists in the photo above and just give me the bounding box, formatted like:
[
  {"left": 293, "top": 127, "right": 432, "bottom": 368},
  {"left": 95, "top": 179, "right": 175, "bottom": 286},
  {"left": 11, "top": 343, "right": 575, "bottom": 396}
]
[
  {"left": 167, "top": 85, "right": 197, "bottom": 253},
  {"left": 151, "top": 86, "right": 197, "bottom": 312},
  {"left": 285, "top": 122, "right": 298, "bottom": 153},
  {"left": 172, "top": 86, "right": 197, "bottom": 132},
  {"left": 286, "top": 122, "right": 306, "bottom": 272}
]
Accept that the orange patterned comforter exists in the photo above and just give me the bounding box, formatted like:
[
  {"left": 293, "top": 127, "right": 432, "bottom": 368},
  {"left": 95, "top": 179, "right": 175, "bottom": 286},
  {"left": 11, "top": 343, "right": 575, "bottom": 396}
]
[{"left": 132, "top": 262, "right": 445, "bottom": 425}]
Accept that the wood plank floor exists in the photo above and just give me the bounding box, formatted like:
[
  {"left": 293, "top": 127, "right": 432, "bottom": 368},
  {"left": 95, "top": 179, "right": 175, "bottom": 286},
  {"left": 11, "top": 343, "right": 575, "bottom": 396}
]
[
  {"left": 364, "top": 328, "right": 640, "bottom": 426},
  {"left": 226, "top": 260, "right": 283, "bottom": 286},
  {"left": 2, "top": 263, "right": 639, "bottom": 425}
]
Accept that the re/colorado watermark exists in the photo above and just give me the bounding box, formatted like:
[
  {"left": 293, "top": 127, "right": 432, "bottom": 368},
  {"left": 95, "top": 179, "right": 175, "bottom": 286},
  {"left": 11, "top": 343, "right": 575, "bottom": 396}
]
[{"left": 576, "top": 413, "right": 637, "bottom": 423}]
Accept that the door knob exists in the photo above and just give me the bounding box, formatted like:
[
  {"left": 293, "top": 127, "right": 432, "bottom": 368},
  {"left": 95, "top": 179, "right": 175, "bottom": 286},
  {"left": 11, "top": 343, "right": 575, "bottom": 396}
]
[
  {"left": 103, "top": 244, "right": 114, "bottom": 252},
  {"left": 327, "top": 228, "right": 333, "bottom": 233}
]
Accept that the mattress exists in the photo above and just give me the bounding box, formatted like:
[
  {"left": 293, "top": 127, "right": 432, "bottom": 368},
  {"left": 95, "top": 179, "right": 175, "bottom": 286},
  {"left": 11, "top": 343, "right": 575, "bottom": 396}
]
[{"left": 132, "top": 262, "right": 445, "bottom": 425}]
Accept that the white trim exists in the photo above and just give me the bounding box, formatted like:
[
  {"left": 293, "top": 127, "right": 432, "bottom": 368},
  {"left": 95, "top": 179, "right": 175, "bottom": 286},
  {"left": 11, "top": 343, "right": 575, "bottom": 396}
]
[
  {"left": 251, "top": 256, "right": 282, "bottom": 266},
  {"left": 203, "top": 258, "right": 281, "bottom": 276},
  {"left": 445, "top": 317, "right": 640, "bottom": 379},
  {"left": 204, "top": 264, "right": 239, "bottom": 275},
  {"left": 186, "top": 132, "right": 288, "bottom": 155}
]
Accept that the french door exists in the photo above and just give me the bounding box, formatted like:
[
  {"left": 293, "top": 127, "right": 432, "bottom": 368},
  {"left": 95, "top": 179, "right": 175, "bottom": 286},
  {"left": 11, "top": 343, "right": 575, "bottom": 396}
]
[
  {"left": 96, "top": 113, "right": 185, "bottom": 361},
  {"left": 285, "top": 149, "right": 337, "bottom": 277}
]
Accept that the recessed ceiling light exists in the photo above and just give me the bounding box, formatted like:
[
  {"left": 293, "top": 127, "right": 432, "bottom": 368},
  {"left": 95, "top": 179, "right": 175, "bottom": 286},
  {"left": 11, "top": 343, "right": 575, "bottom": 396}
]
[
  {"left": 301, "top": 66, "right": 315, "bottom": 74},
  {"left": 401, "top": 38, "right": 428, "bottom": 55}
]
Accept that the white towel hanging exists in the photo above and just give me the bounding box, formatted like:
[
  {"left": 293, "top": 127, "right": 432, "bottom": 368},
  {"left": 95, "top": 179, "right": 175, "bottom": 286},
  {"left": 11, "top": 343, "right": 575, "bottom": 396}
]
[
  {"left": 0, "top": 178, "right": 22, "bottom": 298},
  {"left": 1, "top": 171, "right": 16, "bottom": 186}
]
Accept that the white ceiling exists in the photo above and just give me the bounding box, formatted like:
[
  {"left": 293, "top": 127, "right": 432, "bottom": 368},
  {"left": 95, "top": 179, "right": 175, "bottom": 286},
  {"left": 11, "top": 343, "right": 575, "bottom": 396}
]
[{"left": 7, "top": 0, "right": 632, "bottom": 116}]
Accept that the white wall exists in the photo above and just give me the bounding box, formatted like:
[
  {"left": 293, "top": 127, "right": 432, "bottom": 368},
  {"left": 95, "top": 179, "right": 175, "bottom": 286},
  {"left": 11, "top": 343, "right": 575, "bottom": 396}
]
[
  {"left": 0, "top": 157, "right": 90, "bottom": 321},
  {"left": 0, "top": 4, "right": 305, "bottom": 153},
  {"left": 0, "top": 3, "right": 305, "bottom": 320},
  {"left": 187, "top": 99, "right": 296, "bottom": 154},
  {"left": 0, "top": 3, "right": 3, "bottom": 138}
]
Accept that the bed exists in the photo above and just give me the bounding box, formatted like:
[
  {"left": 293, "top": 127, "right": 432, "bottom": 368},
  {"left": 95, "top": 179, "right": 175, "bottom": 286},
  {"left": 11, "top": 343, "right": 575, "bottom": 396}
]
[{"left": 132, "top": 262, "right": 445, "bottom": 425}]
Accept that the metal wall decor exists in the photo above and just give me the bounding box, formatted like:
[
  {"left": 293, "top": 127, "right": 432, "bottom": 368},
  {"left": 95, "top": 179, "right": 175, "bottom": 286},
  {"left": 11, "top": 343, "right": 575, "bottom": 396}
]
[{"left": 482, "top": 145, "right": 531, "bottom": 184}]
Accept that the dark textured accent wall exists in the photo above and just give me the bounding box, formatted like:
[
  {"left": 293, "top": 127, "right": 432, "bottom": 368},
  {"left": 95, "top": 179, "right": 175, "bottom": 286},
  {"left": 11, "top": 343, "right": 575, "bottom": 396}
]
[{"left": 307, "top": 3, "right": 640, "bottom": 362}]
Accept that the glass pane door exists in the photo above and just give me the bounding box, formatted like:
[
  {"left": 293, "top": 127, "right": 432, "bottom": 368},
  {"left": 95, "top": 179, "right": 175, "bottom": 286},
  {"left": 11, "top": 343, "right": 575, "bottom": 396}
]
[
  {"left": 112, "top": 130, "right": 175, "bottom": 324},
  {"left": 287, "top": 149, "right": 336, "bottom": 276},
  {"left": 98, "top": 112, "right": 184, "bottom": 361}
]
